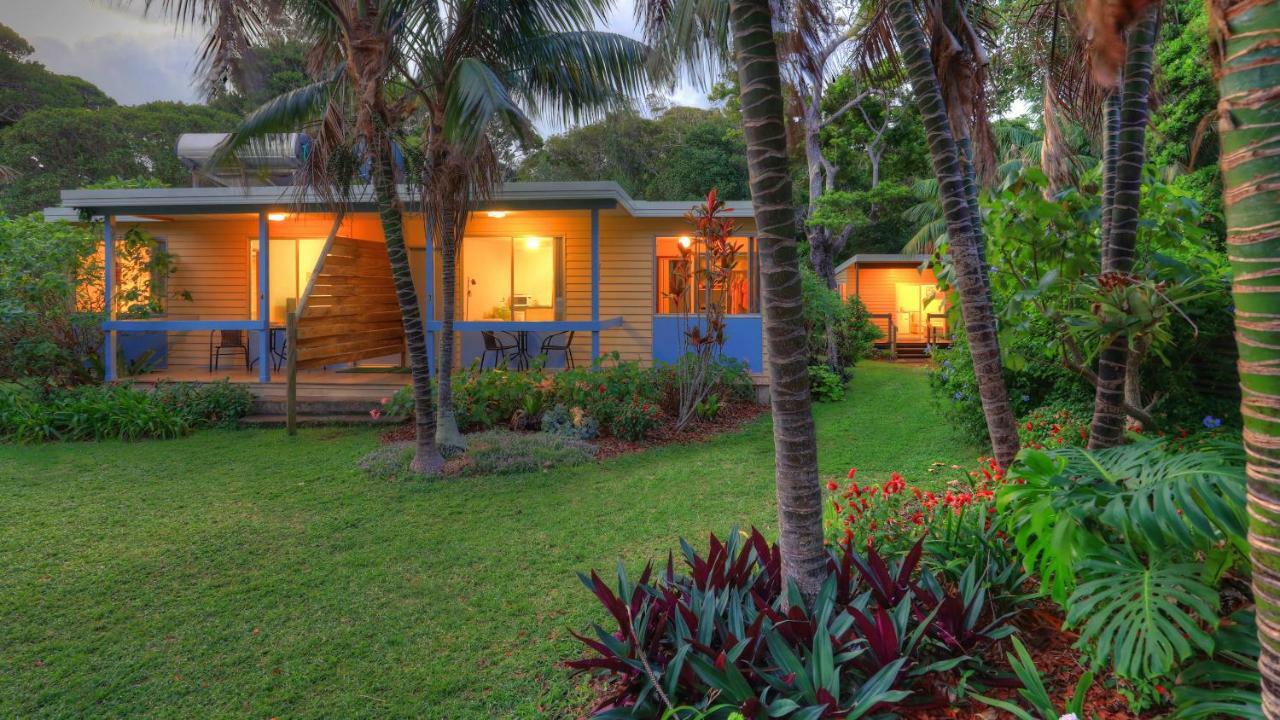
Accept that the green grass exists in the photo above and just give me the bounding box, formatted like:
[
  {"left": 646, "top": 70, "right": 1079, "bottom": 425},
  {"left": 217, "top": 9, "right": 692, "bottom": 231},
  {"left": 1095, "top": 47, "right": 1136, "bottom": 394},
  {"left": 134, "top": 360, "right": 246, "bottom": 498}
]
[{"left": 0, "top": 362, "right": 979, "bottom": 718}]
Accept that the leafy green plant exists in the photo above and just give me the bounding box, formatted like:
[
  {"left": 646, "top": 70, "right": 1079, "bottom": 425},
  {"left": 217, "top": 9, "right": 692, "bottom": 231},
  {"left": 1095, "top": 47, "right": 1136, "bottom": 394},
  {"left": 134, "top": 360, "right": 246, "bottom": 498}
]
[
  {"left": 542, "top": 404, "right": 599, "bottom": 441},
  {"left": 972, "top": 636, "right": 1094, "bottom": 720},
  {"left": 569, "top": 528, "right": 1016, "bottom": 718},
  {"left": 693, "top": 394, "right": 720, "bottom": 422},
  {"left": 998, "top": 441, "right": 1249, "bottom": 707},
  {"left": 1172, "top": 610, "right": 1262, "bottom": 720},
  {"left": 808, "top": 365, "right": 846, "bottom": 402},
  {"left": 0, "top": 382, "right": 189, "bottom": 442},
  {"left": 150, "top": 380, "right": 253, "bottom": 429}
]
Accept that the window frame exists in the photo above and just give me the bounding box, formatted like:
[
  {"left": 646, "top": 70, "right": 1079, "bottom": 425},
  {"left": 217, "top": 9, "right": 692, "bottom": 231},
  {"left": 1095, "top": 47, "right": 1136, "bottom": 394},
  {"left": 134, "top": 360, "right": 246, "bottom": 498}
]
[
  {"left": 458, "top": 234, "right": 565, "bottom": 322},
  {"left": 652, "top": 234, "right": 758, "bottom": 316}
]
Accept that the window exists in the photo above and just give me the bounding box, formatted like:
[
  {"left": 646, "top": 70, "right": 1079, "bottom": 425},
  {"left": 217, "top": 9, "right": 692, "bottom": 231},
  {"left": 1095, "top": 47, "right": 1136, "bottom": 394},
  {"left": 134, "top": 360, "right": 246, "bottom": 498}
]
[
  {"left": 655, "top": 235, "right": 755, "bottom": 315},
  {"left": 249, "top": 237, "right": 327, "bottom": 324},
  {"left": 461, "top": 236, "right": 563, "bottom": 321}
]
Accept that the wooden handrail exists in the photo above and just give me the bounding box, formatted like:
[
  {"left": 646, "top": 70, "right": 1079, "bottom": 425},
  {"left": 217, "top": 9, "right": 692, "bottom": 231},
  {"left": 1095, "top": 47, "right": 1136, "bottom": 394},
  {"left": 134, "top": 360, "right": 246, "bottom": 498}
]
[{"left": 869, "top": 313, "right": 897, "bottom": 359}]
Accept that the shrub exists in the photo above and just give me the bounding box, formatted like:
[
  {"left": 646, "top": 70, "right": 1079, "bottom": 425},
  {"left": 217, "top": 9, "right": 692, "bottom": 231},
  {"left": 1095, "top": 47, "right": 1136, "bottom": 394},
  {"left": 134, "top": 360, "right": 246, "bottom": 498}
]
[
  {"left": 0, "top": 381, "right": 188, "bottom": 442},
  {"left": 800, "top": 266, "right": 881, "bottom": 368},
  {"left": 568, "top": 528, "right": 1014, "bottom": 718},
  {"left": 453, "top": 430, "right": 595, "bottom": 476},
  {"left": 807, "top": 364, "right": 846, "bottom": 402},
  {"left": 1017, "top": 401, "right": 1091, "bottom": 450},
  {"left": 150, "top": 380, "right": 253, "bottom": 428},
  {"left": 694, "top": 393, "right": 720, "bottom": 422},
  {"left": 610, "top": 400, "right": 662, "bottom": 441},
  {"left": 452, "top": 368, "right": 542, "bottom": 431},
  {"left": 999, "top": 440, "right": 1251, "bottom": 712},
  {"left": 357, "top": 441, "right": 416, "bottom": 481},
  {"left": 542, "top": 404, "right": 599, "bottom": 440}
]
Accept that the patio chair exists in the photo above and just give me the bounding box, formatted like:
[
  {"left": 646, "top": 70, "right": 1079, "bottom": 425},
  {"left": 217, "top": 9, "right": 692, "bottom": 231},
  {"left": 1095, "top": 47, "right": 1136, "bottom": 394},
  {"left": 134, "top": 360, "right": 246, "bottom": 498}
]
[
  {"left": 480, "top": 331, "right": 520, "bottom": 369},
  {"left": 539, "top": 330, "right": 575, "bottom": 369},
  {"left": 209, "top": 329, "right": 251, "bottom": 372}
]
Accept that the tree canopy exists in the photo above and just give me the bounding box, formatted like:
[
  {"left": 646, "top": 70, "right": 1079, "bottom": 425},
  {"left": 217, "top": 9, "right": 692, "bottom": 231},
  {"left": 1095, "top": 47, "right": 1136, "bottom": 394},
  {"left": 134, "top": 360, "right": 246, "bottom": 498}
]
[{"left": 0, "top": 23, "right": 115, "bottom": 129}]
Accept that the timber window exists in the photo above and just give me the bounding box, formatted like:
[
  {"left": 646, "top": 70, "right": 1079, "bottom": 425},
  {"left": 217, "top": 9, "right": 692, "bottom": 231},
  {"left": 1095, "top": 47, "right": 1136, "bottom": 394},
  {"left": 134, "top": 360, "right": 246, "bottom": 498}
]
[
  {"left": 460, "top": 236, "right": 564, "bottom": 322},
  {"left": 654, "top": 235, "right": 756, "bottom": 315}
]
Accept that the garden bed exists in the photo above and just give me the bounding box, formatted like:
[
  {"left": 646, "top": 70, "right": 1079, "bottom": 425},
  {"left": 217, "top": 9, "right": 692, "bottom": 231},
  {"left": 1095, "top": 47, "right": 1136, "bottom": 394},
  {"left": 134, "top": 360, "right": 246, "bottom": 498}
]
[{"left": 377, "top": 395, "right": 767, "bottom": 466}]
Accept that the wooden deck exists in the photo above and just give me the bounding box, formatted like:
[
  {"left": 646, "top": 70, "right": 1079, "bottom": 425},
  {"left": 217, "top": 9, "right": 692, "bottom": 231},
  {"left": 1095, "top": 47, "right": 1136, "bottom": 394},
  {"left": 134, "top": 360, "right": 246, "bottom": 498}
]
[{"left": 126, "top": 367, "right": 410, "bottom": 404}]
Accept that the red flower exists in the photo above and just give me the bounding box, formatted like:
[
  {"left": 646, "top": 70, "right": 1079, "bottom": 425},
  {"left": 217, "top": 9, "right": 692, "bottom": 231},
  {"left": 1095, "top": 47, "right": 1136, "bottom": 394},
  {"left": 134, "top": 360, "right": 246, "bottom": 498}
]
[
  {"left": 846, "top": 468, "right": 858, "bottom": 479},
  {"left": 1025, "top": 421, "right": 1033, "bottom": 431},
  {"left": 826, "top": 480, "right": 839, "bottom": 491}
]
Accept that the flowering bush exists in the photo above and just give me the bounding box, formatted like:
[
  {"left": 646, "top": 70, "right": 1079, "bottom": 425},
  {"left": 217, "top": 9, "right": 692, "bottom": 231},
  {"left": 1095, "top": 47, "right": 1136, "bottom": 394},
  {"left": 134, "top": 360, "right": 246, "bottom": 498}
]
[
  {"left": 609, "top": 399, "right": 662, "bottom": 441},
  {"left": 1017, "top": 403, "right": 1090, "bottom": 449},
  {"left": 822, "top": 460, "right": 1003, "bottom": 558}
]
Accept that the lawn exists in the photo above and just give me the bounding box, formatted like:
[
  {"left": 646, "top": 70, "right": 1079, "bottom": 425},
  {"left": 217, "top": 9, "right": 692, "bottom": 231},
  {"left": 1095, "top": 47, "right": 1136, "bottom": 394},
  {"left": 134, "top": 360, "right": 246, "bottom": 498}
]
[{"left": 0, "top": 362, "right": 980, "bottom": 718}]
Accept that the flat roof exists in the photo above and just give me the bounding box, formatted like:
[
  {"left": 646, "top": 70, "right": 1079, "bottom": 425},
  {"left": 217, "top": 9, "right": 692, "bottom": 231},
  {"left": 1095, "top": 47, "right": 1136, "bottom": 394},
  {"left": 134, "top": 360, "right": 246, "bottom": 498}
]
[
  {"left": 43, "top": 181, "right": 755, "bottom": 221},
  {"left": 834, "top": 253, "right": 931, "bottom": 275}
]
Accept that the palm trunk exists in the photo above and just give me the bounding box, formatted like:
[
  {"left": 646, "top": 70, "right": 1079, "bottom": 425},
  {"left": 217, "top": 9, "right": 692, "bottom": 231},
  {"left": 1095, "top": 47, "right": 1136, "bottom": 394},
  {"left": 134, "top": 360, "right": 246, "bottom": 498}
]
[
  {"left": 1100, "top": 91, "right": 1121, "bottom": 244},
  {"left": 888, "top": 0, "right": 1020, "bottom": 468},
  {"left": 1088, "top": 8, "right": 1157, "bottom": 450},
  {"left": 729, "top": 0, "right": 826, "bottom": 604},
  {"left": 1211, "top": 0, "right": 1280, "bottom": 712},
  {"left": 372, "top": 139, "right": 443, "bottom": 475},
  {"left": 434, "top": 204, "right": 465, "bottom": 455}
]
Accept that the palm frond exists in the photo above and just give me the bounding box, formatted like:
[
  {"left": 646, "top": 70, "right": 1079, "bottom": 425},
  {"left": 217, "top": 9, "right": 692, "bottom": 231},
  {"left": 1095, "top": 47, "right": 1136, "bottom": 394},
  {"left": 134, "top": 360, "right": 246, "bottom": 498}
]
[
  {"left": 139, "top": 0, "right": 283, "bottom": 98},
  {"left": 511, "top": 31, "right": 652, "bottom": 125},
  {"left": 636, "top": 0, "right": 732, "bottom": 87},
  {"left": 209, "top": 68, "right": 345, "bottom": 169},
  {"left": 444, "top": 58, "right": 536, "bottom": 153}
]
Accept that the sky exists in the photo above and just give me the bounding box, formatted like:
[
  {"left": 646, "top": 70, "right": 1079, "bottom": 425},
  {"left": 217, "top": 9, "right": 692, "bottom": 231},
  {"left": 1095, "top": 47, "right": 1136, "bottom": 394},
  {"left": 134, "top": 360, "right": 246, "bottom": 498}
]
[{"left": 3, "top": 0, "right": 712, "bottom": 127}]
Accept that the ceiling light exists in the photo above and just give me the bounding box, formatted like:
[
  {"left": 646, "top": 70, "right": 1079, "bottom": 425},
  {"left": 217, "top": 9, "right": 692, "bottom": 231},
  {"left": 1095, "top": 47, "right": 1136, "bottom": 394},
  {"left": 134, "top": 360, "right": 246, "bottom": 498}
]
[
  {"left": 267, "top": 212, "right": 287, "bottom": 222},
  {"left": 487, "top": 210, "right": 509, "bottom": 218},
  {"left": 677, "top": 236, "right": 692, "bottom": 249},
  {"left": 525, "top": 236, "right": 542, "bottom": 250}
]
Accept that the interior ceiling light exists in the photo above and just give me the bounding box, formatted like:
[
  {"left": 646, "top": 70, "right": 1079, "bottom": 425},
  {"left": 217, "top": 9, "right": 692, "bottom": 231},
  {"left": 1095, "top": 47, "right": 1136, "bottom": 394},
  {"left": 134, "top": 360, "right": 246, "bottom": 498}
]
[
  {"left": 486, "top": 210, "right": 509, "bottom": 218},
  {"left": 267, "top": 212, "right": 287, "bottom": 222}
]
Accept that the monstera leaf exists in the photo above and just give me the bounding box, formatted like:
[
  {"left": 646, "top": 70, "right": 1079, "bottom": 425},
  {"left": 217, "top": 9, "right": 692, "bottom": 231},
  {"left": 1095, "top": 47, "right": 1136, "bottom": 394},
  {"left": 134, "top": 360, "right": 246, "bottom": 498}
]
[{"left": 1066, "top": 544, "right": 1219, "bottom": 680}]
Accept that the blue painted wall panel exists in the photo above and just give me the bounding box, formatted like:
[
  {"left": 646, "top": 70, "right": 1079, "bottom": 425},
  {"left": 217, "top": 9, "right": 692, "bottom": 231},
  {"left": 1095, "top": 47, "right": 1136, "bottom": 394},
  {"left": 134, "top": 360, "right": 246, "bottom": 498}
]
[{"left": 652, "top": 315, "right": 763, "bottom": 373}]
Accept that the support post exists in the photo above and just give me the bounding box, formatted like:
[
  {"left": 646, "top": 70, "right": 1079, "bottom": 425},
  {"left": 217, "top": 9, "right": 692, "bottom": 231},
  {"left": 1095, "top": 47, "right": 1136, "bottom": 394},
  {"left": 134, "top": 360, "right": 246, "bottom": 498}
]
[
  {"left": 258, "top": 211, "right": 271, "bottom": 383},
  {"left": 286, "top": 297, "right": 297, "bottom": 436},
  {"left": 102, "top": 216, "right": 117, "bottom": 382},
  {"left": 590, "top": 208, "right": 600, "bottom": 362},
  {"left": 424, "top": 221, "right": 436, "bottom": 375}
]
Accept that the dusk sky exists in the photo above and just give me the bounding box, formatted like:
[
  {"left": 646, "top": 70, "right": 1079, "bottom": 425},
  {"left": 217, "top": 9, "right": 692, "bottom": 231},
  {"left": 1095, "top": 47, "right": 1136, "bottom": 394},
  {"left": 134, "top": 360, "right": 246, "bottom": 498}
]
[{"left": 3, "top": 0, "right": 711, "bottom": 130}]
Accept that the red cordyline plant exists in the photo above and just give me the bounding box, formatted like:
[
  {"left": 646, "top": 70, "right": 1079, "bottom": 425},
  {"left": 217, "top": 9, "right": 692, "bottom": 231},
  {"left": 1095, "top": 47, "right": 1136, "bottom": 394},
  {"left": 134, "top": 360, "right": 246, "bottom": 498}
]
[{"left": 670, "top": 189, "right": 740, "bottom": 430}]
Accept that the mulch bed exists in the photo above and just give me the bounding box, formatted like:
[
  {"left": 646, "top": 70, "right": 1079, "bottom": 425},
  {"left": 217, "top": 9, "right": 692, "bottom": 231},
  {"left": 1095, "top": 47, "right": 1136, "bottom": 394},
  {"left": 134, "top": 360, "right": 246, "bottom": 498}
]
[
  {"left": 377, "top": 398, "right": 768, "bottom": 460},
  {"left": 892, "top": 601, "right": 1153, "bottom": 719}
]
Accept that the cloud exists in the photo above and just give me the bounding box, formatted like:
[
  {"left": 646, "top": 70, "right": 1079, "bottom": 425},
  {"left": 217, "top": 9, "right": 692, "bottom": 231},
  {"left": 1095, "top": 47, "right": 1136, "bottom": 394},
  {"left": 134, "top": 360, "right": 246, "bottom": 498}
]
[{"left": 28, "top": 32, "right": 202, "bottom": 106}]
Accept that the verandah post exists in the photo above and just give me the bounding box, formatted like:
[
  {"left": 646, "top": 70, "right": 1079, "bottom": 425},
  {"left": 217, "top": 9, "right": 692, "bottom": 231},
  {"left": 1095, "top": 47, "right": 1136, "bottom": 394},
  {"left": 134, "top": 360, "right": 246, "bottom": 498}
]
[
  {"left": 424, "top": 222, "right": 436, "bottom": 375},
  {"left": 590, "top": 207, "right": 600, "bottom": 362},
  {"left": 102, "top": 215, "right": 117, "bottom": 382},
  {"left": 286, "top": 297, "right": 297, "bottom": 436},
  {"left": 258, "top": 211, "right": 271, "bottom": 383}
]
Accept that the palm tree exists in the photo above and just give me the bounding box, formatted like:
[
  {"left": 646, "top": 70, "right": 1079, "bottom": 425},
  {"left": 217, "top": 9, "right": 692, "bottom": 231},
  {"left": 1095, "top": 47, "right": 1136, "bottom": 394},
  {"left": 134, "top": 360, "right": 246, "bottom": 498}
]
[
  {"left": 640, "top": 0, "right": 829, "bottom": 602},
  {"left": 1085, "top": 7, "right": 1159, "bottom": 449},
  {"left": 883, "top": 0, "right": 1021, "bottom": 468},
  {"left": 146, "top": 0, "right": 446, "bottom": 473},
  {"left": 403, "top": 0, "right": 650, "bottom": 453},
  {"left": 1210, "top": 0, "right": 1280, "bottom": 708}
]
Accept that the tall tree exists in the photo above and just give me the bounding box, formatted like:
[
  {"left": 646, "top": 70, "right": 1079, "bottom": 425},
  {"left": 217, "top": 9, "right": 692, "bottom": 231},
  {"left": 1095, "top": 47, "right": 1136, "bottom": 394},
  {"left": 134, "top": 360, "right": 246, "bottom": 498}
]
[
  {"left": 885, "top": 0, "right": 1021, "bottom": 468},
  {"left": 1210, "top": 0, "right": 1280, "bottom": 711},
  {"left": 1085, "top": 6, "right": 1160, "bottom": 449},
  {"left": 641, "top": 0, "right": 829, "bottom": 602},
  {"left": 404, "top": 0, "right": 649, "bottom": 453},
  {"left": 151, "top": 0, "right": 447, "bottom": 474},
  {"left": 0, "top": 22, "right": 115, "bottom": 130},
  {"left": 779, "top": 4, "right": 877, "bottom": 368}
]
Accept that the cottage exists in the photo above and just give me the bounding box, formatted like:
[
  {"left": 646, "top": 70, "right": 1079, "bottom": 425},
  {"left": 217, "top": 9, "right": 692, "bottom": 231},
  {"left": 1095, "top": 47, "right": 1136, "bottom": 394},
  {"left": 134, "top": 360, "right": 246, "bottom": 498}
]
[
  {"left": 44, "top": 180, "right": 765, "bottom": 400},
  {"left": 835, "top": 253, "right": 951, "bottom": 358}
]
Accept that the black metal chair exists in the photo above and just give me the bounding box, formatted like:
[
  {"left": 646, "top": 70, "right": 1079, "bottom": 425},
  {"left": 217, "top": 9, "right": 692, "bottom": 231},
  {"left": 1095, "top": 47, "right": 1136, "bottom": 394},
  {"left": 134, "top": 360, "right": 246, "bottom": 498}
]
[
  {"left": 480, "top": 331, "right": 520, "bottom": 369},
  {"left": 209, "top": 329, "right": 251, "bottom": 372},
  {"left": 539, "top": 330, "right": 575, "bottom": 369},
  {"left": 270, "top": 328, "right": 288, "bottom": 371}
]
